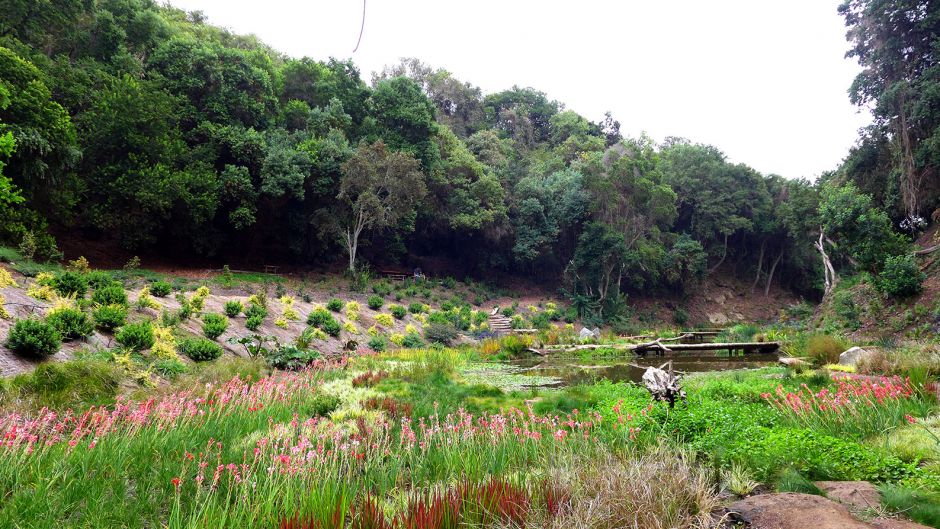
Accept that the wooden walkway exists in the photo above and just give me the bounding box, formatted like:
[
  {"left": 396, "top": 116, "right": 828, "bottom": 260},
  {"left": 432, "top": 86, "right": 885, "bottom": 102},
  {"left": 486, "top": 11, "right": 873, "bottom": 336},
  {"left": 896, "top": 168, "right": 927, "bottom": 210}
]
[{"left": 634, "top": 341, "right": 780, "bottom": 357}]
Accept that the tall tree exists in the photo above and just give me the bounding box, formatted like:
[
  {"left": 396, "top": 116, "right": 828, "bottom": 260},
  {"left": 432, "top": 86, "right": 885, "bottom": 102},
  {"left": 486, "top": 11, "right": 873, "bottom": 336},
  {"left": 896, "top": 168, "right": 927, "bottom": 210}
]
[{"left": 336, "top": 141, "right": 426, "bottom": 271}]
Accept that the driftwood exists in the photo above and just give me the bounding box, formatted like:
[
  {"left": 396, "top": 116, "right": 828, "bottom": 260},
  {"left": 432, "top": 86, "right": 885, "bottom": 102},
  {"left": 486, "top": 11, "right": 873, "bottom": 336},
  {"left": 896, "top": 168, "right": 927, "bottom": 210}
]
[{"left": 642, "top": 361, "right": 686, "bottom": 408}]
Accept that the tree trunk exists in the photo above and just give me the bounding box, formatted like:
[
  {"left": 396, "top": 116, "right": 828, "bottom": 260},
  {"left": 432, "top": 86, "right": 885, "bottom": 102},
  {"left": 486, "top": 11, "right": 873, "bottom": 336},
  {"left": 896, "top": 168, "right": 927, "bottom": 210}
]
[
  {"left": 751, "top": 239, "right": 766, "bottom": 292},
  {"left": 764, "top": 249, "right": 783, "bottom": 297},
  {"left": 814, "top": 229, "right": 838, "bottom": 297},
  {"left": 709, "top": 234, "right": 729, "bottom": 274}
]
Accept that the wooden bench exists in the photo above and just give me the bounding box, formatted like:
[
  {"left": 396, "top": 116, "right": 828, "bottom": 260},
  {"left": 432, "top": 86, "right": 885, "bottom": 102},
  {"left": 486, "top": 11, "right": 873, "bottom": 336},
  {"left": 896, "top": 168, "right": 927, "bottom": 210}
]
[
  {"left": 263, "top": 265, "right": 280, "bottom": 274},
  {"left": 379, "top": 270, "right": 409, "bottom": 282}
]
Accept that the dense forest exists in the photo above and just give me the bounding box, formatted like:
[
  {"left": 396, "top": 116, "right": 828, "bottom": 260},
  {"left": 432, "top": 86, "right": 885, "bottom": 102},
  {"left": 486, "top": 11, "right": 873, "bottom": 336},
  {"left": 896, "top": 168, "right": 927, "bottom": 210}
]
[{"left": 0, "top": 0, "right": 937, "bottom": 321}]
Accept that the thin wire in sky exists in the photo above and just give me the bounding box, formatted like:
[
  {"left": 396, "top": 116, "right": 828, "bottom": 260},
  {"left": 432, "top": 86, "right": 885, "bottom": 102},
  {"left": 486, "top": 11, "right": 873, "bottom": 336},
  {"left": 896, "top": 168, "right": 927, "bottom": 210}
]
[{"left": 353, "top": 0, "right": 366, "bottom": 52}]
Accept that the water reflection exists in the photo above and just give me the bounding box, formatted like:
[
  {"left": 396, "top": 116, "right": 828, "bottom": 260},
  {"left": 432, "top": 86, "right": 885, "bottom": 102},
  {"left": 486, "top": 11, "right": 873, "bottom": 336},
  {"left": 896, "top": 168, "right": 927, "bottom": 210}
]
[{"left": 508, "top": 353, "right": 779, "bottom": 386}]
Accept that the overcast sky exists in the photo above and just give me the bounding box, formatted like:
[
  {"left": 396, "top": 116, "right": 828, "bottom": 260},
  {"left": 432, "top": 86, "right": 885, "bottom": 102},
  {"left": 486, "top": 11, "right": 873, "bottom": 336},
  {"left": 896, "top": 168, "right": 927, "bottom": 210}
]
[{"left": 165, "top": 0, "right": 870, "bottom": 180}]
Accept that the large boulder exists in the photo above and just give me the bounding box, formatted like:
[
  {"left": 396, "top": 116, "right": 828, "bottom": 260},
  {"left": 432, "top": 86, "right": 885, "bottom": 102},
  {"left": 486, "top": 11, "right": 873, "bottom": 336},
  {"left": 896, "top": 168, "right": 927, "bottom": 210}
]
[
  {"left": 839, "top": 346, "right": 873, "bottom": 366},
  {"left": 729, "top": 493, "right": 871, "bottom": 529}
]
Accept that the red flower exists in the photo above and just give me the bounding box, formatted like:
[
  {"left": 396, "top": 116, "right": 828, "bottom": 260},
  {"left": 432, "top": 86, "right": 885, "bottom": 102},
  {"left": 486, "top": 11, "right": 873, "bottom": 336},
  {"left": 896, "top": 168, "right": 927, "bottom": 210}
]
[{"left": 171, "top": 477, "right": 181, "bottom": 491}]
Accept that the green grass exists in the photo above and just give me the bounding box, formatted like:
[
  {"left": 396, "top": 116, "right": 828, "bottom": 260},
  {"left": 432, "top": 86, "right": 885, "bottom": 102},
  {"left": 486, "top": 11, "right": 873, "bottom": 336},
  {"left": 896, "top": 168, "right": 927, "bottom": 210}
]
[
  {"left": 0, "top": 360, "right": 122, "bottom": 411},
  {"left": 880, "top": 485, "right": 940, "bottom": 528},
  {"left": 774, "top": 467, "right": 824, "bottom": 495}
]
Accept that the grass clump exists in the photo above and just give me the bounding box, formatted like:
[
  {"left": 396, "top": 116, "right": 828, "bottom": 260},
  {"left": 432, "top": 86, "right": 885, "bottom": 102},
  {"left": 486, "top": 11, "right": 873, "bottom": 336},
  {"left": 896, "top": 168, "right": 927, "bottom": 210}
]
[
  {"left": 880, "top": 485, "right": 940, "bottom": 527},
  {"left": 326, "top": 298, "right": 343, "bottom": 312},
  {"left": 1, "top": 360, "right": 121, "bottom": 411},
  {"left": 805, "top": 334, "right": 849, "bottom": 365},
  {"left": 774, "top": 468, "right": 824, "bottom": 495}
]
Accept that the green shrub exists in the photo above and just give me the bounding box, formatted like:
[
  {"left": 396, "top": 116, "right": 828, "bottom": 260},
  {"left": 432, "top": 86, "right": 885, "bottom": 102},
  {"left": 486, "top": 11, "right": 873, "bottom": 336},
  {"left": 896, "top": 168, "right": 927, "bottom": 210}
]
[
  {"left": 93, "top": 303, "right": 127, "bottom": 331},
  {"left": 179, "top": 337, "right": 224, "bottom": 362},
  {"left": 150, "top": 281, "right": 172, "bottom": 297},
  {"left": 84, "top": 270, "right": 112, "bottom": 289},
  {"left": 115, "top": 321, "right": 154, "bottom": 351},
  {"left": 878, "top": 255, "right": 925, "bottom": 297},
  {"left": 92, "top": 283, "right": 128, "bottom": 306},
  {"left": 831, "top": 290, "right": 860, "bottom": 329},
  {"left": 307, "top": 394, "right": 340, "bottom": 417},
  {"left": 531, "top": 312, "right": 551, "bottom": 330},
  {"left": 408, "top": 302, "right": 425, "bottom": 314},
  {"left": 389, "top": 304, "right": 407, "bottom": 319},
  {"left": 245, "top": 302, "right": 267, "bottom": 320},
  {"left": 52, "top": 271, "right": 88, "bottom": 298},
  {"left": 368, "top": 336, "right": 387, "bottom": 352},
  {"left": 223, "top": 300, "right": 243, "bottom": 318},
  {"left": 326, "top": 298, "right": 343, "bottom": 312},
  {"left": 372, "top": 280, "right": 393, "bottom": 297},
  {"left": 202, "top": 313, "right": 228, "bottom": 340},
  {"left": 5, "top": 318, "right": 61, "bottom": 357},
  {"left": 442, "top": 276, "right": 457, "bottom": 289},
  {"left": 401, "top": 332, "right": 424, "bottom": 348},
  {"left": 46, "top": 308, "right": 94, "bottom": 340},
  {"left": 307, "top": 308, "right": 334, "bottom": 327},
  {"left": 265, "top": 345, "right": 320, "bottom": 370},
  {"left": 806, "top": 334, "right": 849, "bottom": 365},
  {"left": 673, "top": 307, "right": 689, "bottom": 326},
  {"left": 245, "top": 315, "right": 263, "bottom": 331},
  {"left": 367, "top": 295, "right": 384, "bottom": 310},
  {"left": 321, "top": 318, "right": 341, "bottom": 337},
  {"left": 427, "top": 311, "right": 450, "bottom": 325},
  {"left": 498, "top": 334, "right": 534, "bottom": 357},
  {"left": 424, "top": 323, "right": 458, "bottom": 345}
]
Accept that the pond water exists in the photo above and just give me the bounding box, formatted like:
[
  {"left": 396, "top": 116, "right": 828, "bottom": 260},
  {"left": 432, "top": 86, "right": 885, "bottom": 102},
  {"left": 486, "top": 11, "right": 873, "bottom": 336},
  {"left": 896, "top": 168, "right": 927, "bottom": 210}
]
[{"left": 505, "top": 352, "right": 780, "bottom": 387}]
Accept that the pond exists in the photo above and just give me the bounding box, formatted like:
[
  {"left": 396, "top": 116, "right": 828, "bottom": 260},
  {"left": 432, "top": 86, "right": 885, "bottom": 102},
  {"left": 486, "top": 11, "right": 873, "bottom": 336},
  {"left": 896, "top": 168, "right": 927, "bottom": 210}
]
[{"left": 504, "top": 352, "right": 780, "bottom": 387}]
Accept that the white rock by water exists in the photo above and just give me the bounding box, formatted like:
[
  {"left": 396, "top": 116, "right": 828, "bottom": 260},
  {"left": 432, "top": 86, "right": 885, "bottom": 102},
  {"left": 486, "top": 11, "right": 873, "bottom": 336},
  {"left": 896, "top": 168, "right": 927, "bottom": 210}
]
[{"left": 839, "top": 346, "right": 872, "bottom": 366}]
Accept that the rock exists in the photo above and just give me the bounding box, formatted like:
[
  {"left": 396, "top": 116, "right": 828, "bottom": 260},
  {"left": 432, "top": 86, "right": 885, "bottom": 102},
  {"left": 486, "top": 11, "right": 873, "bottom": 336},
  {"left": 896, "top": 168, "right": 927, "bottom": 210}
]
[
  {"left": 711, "top": 293, "right": 727, "bottom": 304},
  {"left": 779, "top": 357, "right": 810, "bottom": 368},
  {"left": 578, "top": 327, "right": 600, "bottom": 339},
  {"left": 839, "top": 346, "right": 873, "bottom": 366},
  {"left": 814, "top": 481, "right": 881, "bottom": 511},
  {"left": 729, "top": 493, "right": 871, "bottom": 529},
  {"left": 707, "top": 312, "right": 730, "bottom": 325}
]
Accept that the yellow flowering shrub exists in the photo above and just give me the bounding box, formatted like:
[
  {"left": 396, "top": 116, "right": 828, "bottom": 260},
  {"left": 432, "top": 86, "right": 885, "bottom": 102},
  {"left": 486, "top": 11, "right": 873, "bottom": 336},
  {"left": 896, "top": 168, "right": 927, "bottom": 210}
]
[
  {"left": 35, "top": 272, "right": 56, "bottom": 286},
  {"left": 311, "top": 328, "right": 328, "bottom": 340},
  {"left": 247, "top": 293, "right": 267, "bottom": 308},
  {"left": 68, "top": 256, "right": 91, "bottom": 273},
  {"left": 27, "top": 283, "right": 55, "bottom": 301},
  {"left": 345, "top": 307, "right": 359, "bottom": 321},
  {"left": 0, "top": 294, "right": 9, "bottom": 319},
  {"left": 274, "top": 318, "right": 289, "bottom": 329},
  {"left": 528, "top": 305, "right": 539, "bottom": 313},
  {"left": 151, "top": 326, "right": 178, "bottom": 360},
  {"left": 345, "top": 301, "right": 361, "bottom": 312},
  {"left": 405, "top": 324, "right": 418, "bottom": 335},
  {"left": 191, "top": 286, "right": 210, "bottom": 311},
  {"left": 136, "top": 287, "right": 160, "bottom": 310},
  {"left": 375, "top": 313, "right": 393, "bottom": 327},
  {"left": 390, "top": 333, "right": 405, "bottom": 346},
  {"left": 367, "top": 325, "right": 379, "bottom": 337},
  {"left": 279, "top": 295, "right": 295, "bottom": 306},
  {"left": 413, "top": 313, "right": 428, "bottom": 324},
  {"left": 0, "top": 267, "right": 15, "bottom": 289},
  {"left": 343, "top": 321, "right": 358, "bottom": 334},
  {"left": 545, "top": 302, "right": 557, "bottom": 311}
]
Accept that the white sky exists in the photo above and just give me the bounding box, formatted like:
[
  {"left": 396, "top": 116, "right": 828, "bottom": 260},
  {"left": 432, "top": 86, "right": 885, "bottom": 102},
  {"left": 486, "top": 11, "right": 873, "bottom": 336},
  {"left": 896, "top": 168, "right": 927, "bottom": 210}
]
[{"left": 165, "top": 0, "right": 871, "bottom": 180}]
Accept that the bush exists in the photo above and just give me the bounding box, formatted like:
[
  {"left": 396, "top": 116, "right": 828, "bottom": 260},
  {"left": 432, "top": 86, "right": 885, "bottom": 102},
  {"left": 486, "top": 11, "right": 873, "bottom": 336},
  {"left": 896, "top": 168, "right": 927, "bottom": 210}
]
[
  {"left": 85, "top": 270, "right": 112, "bottom": 289},
  {"left": 372, "top": 280, "right": 393, "bottom": 296},
  {"left": 202, "top": 313, "right": 228, "bottom": 340},
  {"left": 179, "top": 337, "right": 224, "bottom": 362},
  {"left": 245, "top": 315, "right": 263, "bottom": 331},
  {"left": 878, "top": 255, "right": 925, "bottom": 297},
  {"left": 401, "top": 332, "right": 424, "bottom": 348},
  {"left": 5, "top": 318, "right": 61, "bottom": 357},
  {"left": 46, "top": 307, "right": 94, "bottom": 340},
  {"left": 326, "top": 298, "right": 343, "bottom": 312},
  {"left": 150, "top": 281, "right": 172, "bottom": 297},
  {"left": 153, "top": 358, "right": 188, "bottom": 378},
  {"left": 367, "top": 295, "right": 384, "bottom": 310},
  {"left": 307, "top": 308, "right": 334, "bottom": 327},
  {"left": 245, "top": 302, "right": 267, "bottom": 320},
  {"left": 389, "top": 304, "right": 407, "bottom": 319},
  {"left": 321, "top": 318, "right": 341, "bottom": 337},
  {"left": 266, "top": 345, "right": 320, "bottom": 370},
  {"left": 806, "top": 334, "right": 849, "bottom": 365},
  {"left": 6, "top": 360, "right": 121, "bottom": 410},
  {"left": 673, "top": 308, "right": 689, "bottom": 326},
  {"left": 93, "top": 303, "right": 128, "bottom": 331},
  {"left": 408, "top": 302, "right": 425, "bottom": 314},
  {"left": 424, "top": 322, "right": 459, "bottom": 345},
  {"left": 224, "top": 300, "right": 243, "bottom": 317},
  {"left": 115, "top": 321, "right": 154, "bottom": 351},
  {"left": 92, "top": 283, "right": 128, "bottom": 306},
  {"left": 368, "top": 336, "right": 387, "bottom": 352},
  {"left": 499, "top": 334, "right": 534, "bottom": 357},
  {"left": 52, "top": 271, "right": 88, "bottom": 298}
]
